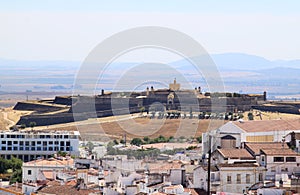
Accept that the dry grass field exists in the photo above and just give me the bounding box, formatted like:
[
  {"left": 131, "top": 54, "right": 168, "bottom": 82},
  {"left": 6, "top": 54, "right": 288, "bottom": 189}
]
[
  {"left": 47, "top": 117, "right": 225, "bottom": 141},
  {"left": 1, "top": 104, "right": 300, "bottom": 142},
  {"left": 0, "top": 107, "right": 31, "bottom": 130}
]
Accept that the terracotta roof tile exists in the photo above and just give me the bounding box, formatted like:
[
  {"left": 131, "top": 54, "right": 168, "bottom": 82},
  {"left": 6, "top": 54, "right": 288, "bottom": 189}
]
[
  {"left": 41, "top": 170, "right": 54, "bottom": 180},
  {"left": 217, "top": 148, "right": 254, "bottom": 159},
  {"left": 24, "top": 158, "right": 74, "bottom": 166},
  {"left": 233, "top": 119, "right": 300, "bottom": 132},
  {"left": 261, "top": 148, "right": 300, "bottom": 156},
  {"left": 219, "top": 162, "right": 259, "bottom": 167},
  {"left": 245, "top": 142, "right": 289, "bottom": 155},
  {"left": 38, "top": 184, "right": 99, "bottom": 195}
]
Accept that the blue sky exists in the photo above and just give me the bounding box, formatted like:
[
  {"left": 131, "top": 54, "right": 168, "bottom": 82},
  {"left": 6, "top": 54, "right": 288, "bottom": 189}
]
[
  {"left": 1, "top": 0, "right": 300, "bottom": 14},
  {"left": 0, "top": 1, "right": 300, "bottom": 61}
]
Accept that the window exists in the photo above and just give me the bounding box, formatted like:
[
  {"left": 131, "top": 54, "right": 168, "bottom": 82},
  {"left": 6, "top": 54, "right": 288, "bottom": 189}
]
[
  {"left": 1, "top": 141, "right": 6, "bottom": 144},
  {"left": 7, "top": 141, "right": 12, "bottom": 146},
  {"left": 19, "top": 141, "right": 24, "bottom": 145},
  {"left": 286, "top": 157, "right": 296, "bottom": 162},
  {"left": 49, "top": 147, "right": 53, "bottom": 151},
  {"left": 13, "top": 141, "right": 18, "bottom": 144},
  {"left": 55, "top": 141, "right": 59, "bottom": 145},
  {"left": 259, "top": 173, "right": 263, "bottom": 181},
  {"left": 246, "top": 174, "right": 250, "bottom": 184},
  {"left": 28, "top": 170, "right": 32, "bottom": 175},
  {"left": 281, "top": 167, "right": 288, "bottom": 172},
  {"left": 66, "top": 141, "right": 70, "bottom": 146},
  {"left": 25, "top": 141, "right": 29, "bottom": 146},
  {"left": 227, "top": 175, "right": 232, "bottom": 184},
  {"left": 0, "top": 134, "right": 4, "bottom": 138},
  {"left": 13, "top": 147, "right": 18, "bottom": 150},
  {"left": 237, "top": 174, "right": 241, "bottom": 184},
  {"left": 274, "top": 157, "right": 284, "bottom": 162},
  {"left": 60, "top": 141, "right": 65, "bottom": 146},
  {"left": 31, "top": 141, "right": 35, "bottom": 146},
  {"left": 43, "top": 141, "right": 47, "bottom": 146},
  {"left": 49, "top": 141, "right": 53, "bottom": 145},
  {"left": 1, "top": 147, "right": 5, "bottom": 150},
  {"left": 37, "top": 141, "right": 41, "bottom": 145},
  {"left": 64, "top": 135, "right": 69, "bottom": 139},
  {"left": 7, "top": 147, "right": 12, "bottom": 150}
]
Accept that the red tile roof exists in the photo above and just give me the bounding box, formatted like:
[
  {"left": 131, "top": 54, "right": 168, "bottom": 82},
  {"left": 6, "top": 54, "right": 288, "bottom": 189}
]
[
  {"left": 24, "top": 157, "right": 74, "bottom": 166},
  {"left": 37, "top": 184, "right": 99, "bottom": 195},
  {"left": 245, "top": 142, "right": 289, "bottom": 155},
  {"left": 261, "top": 148, "right": 300, "bottom": 156},
  {"left": 217, "top": 148, "right": 254, "bottom": 159},
  {"left": 233, "top": 119, "right": 300, "bottom": 132}
]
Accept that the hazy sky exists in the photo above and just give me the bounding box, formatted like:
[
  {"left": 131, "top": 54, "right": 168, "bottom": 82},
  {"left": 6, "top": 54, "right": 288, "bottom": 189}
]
[{"left": 0, "top": 0, "right": 300, "bottom": 61}]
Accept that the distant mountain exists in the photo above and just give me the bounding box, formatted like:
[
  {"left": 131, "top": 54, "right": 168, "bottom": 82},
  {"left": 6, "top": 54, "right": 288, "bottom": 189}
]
[
  {"left": 211, "top": 53, "right": 300, "bottom": 70},
  {"left": 0, "top": 53, "right": 299, "bottom": 95},
  {"left": 172, "top": 53, "right": 300, "bottom": 71}
]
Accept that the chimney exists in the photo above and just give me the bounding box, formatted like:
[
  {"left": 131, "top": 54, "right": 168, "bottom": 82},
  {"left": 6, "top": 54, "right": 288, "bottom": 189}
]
[
  {"left": 146, "top": 87, "right": 149, "bottom": 96},
  {"left": 198, "top": 87, "right": 202, "bottom": 94},
  {"left": 151, "top": 86, "right": 154, "bottom": 94},
  {"left": 101, "top": 89, "right": 104, "bottom": 95}
]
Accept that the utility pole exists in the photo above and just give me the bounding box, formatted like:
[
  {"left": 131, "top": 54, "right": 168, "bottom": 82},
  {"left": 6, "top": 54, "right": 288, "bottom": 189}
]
[{"left": 207, "top": 135, "right": 211, "bottom": 195}]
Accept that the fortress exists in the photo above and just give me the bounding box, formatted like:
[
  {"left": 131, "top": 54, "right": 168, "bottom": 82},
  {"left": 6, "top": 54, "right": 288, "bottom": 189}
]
[{"left": 14, "top": 79, "right": 268, "bottom": 127}]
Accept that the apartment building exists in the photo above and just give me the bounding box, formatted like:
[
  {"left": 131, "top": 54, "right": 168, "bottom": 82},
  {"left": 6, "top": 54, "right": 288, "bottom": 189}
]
[{"left": 0, "top": 130, "right": 80, "bottom": 162}]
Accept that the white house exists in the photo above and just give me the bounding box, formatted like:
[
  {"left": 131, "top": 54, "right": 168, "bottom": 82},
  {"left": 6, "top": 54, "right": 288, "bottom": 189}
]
[
  {"left": 194, "top": 162, "right": 265, "bottom": 194},
  {"left": 218, "top": 163, "right": 266, "bottom": 194},
  {"left": 202, "top": 119, "right": 300, "bottom": 154},
  {"left": 193, "top": 165, "right": 220, "bottom": 192},
  {"left": 22, "top": 157, "right": 74, "bottom": 195},
  {"left": 258, "top": 148, "right": 300, "bottom": 181},
  {"left": 212, "top": 148, "right": 255, "bottom": 164}
]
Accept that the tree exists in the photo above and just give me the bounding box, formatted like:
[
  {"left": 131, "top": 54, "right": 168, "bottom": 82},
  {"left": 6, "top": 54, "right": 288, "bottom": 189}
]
[
  {"left": 29, "top": 121, "right": 36, "bottom": 130},
  {"left": 120, "top": 139, "right": 125, "bottom": 144},
  {"left": 140, "top": 106, "right": 145, "bottom": 114},
  {"left": 57, "top": 151, "right": 67, "bottom": 157},
  {"left": 0, "top": 158, "right": 9, "bottom": 173},
  {"left": 9, "top": 169, "right": 22, "bottom": 184},
  {"left": 168, "top": 136, "right": 174, "bottom": 142},
  {"left": 238, "top": 113, "right": 244, "bottom": 119},
  {"left": 158, "top": 135, "right": 166, "bottom": 142},
  {"left": 130, "top": 138, "right": 143, "bottom": 146},
  {"left": 196, "top": 136, "right": 202, "bottom": 143},
  {"left": 113, "top": 139, "right": 119, "bottom": 145},
  {"left": 248, "top": 112, "right": 254, "bottom": 120},
  {"left": 0, "top": 157, "right": 23, "bottom": 184},
  {"left": 143, "top": 136, "right": 150, "bottom": 143},
  {"left": 86, "top": 141, "right": 94, "bottom": 152},
  {"left": 20, "top": 124, "right": 26, "bottom": 129}
]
